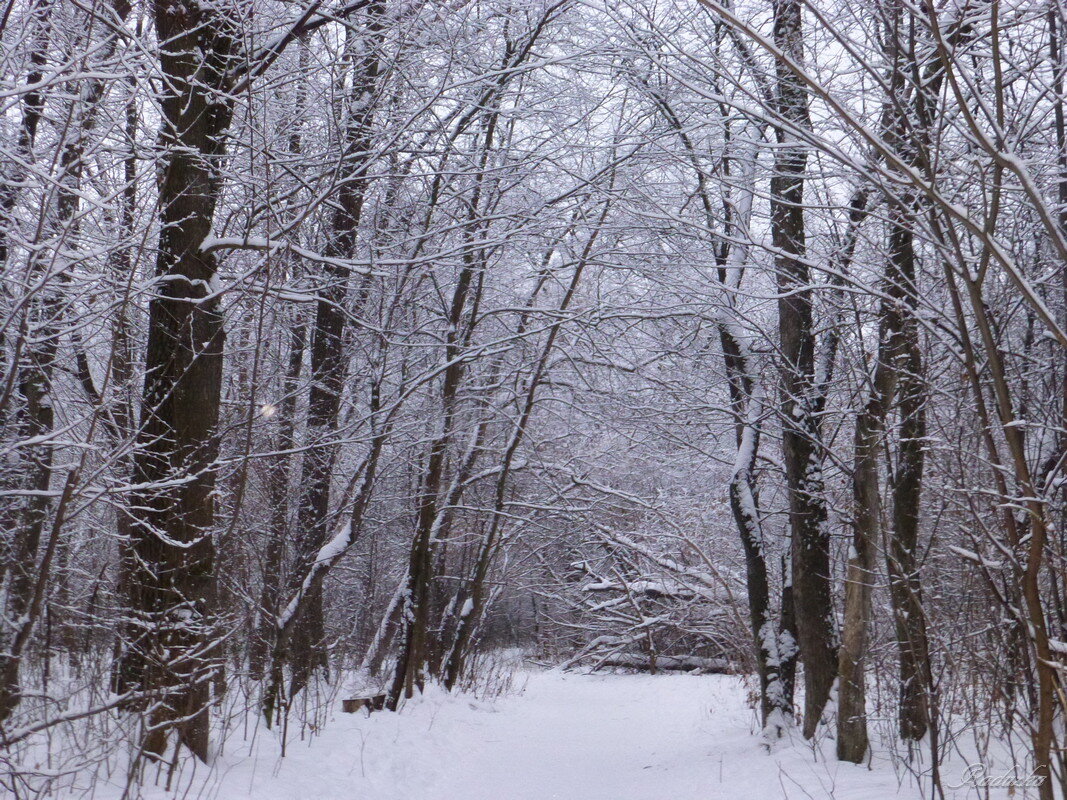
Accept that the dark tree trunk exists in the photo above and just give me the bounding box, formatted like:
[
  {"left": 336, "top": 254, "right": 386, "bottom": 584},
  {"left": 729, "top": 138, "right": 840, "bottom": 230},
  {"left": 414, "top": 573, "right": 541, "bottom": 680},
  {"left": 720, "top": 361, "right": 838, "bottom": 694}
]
[
  {"left": 885, "top": 199, "right": 931, "bottom": 745},
  {"left": 888, "top": 315, "right": 931, "bottom": 742},
  {"left": 879, "top": 1, "right": 935, "bottom": 744},
  {"left": 116, "top": 0, "right": 239, "bottom": 762},
  {"left": 770, "top": 0, "right": 838, "bottom": 740},
  {"left": 387, "top": 144, "right": 492, "bottom": 707}
]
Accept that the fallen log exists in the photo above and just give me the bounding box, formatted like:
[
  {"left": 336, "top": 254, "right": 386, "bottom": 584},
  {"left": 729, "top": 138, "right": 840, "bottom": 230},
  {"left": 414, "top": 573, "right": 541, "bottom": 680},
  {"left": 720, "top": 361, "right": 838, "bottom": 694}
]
[
  {"left": 594, "top": 654, "right": 731, "bottom": 674},
  {"left": 342, "top": 693, "right": 387, "bottom": 713}
]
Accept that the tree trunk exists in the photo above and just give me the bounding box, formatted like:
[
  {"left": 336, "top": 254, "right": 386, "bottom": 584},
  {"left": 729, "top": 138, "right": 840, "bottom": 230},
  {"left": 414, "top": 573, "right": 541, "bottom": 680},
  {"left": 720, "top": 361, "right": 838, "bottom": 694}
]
[
  {"left": 879, "top": 0, "right": 935, "bottom": 744},
  {"left": 888, "top": 327, "right": 931, "bottom": 742},
  {"left": 250, "top": 320, "right": 305, "bottom": 679},
  {"left": 287, "top": 5, "right": 385, "bottom": 699},
  {"left": 837, "top": 232, "right": 907, "bottom": 760},
  {"left": 770, "top": 0, "right": 838, "bottom": 739},
  {"left": 116, "top": 0, "right": 239, "bottom": 761}
]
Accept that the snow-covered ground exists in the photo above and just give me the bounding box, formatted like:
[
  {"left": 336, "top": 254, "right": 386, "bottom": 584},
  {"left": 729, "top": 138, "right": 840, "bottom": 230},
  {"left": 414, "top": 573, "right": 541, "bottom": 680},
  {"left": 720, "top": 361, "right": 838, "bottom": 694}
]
[{"left": 99, "top": 671, "right": 1034, "bottom": 800}]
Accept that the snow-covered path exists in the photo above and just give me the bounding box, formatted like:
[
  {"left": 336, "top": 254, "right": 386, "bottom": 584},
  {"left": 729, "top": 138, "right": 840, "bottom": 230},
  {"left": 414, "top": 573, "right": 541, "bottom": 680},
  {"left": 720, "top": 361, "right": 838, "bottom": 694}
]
[
  {"left": 425, "top": 672, "right": 725, "bottom": 800},
  {"left": 121, "top": 671, "right": 1014, "bottom": 800}
]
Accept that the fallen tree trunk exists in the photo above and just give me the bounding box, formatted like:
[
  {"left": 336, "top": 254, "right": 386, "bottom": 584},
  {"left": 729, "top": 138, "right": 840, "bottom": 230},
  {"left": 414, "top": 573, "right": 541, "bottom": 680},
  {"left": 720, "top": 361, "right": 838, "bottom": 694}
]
[{"left": 593, "top": 654, "right": 732, "bottom": 674}]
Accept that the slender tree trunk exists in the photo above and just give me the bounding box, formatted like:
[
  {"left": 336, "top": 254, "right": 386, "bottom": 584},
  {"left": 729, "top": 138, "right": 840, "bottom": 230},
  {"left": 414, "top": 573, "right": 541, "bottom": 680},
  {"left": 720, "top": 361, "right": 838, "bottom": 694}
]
[
  {"left": 0, "top": 0, "right": 130, "bottom": 723},
  {"left": 387, "top": 102, "right": 505, "bottom": 709},
  {"left": 439, "top": 202, "right": 608, "bottom": 689},
  {"left": 837, "top": 393, "right": 881, "bottom": 763},
  {"left": 1048, "top": 7, "right": 1067, "bottom": 783},
  {"left": 640, "top": 75, "right": 796, "bottom": 729},
  {"left": 717, "top": 173, "right": 793, "bottom": 732},
  {"left": 0, "top": 0, "right": 51, "bottom": 686},
  {"left": 387, "top": 376, "right": 466, "bottom": 707},
  {"left": 250, "top": 38, "right": 310, "bottom": 683},
  {"left": 250, "top": 320, "right": 304, "bottom": 679},
  {"left": 288, "top": 5, "right": 385, "bottom": 699},
  {"left": 837, "top": 208, "right": 912, "bottom": 759}
]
